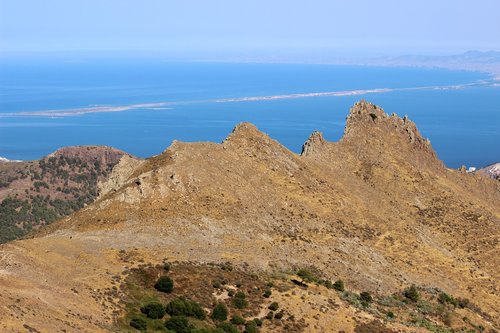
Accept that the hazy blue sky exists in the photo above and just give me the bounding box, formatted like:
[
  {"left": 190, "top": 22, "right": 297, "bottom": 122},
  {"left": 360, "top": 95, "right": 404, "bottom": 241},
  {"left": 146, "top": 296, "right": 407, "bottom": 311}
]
[{"left": 0, "top": 0, "right": 498, "bottom": 56}]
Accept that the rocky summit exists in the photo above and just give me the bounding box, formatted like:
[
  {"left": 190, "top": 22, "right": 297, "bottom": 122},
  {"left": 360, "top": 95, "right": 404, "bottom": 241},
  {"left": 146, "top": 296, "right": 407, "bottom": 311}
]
[{"left": 0, "top": 101, "right": 498, "bottom": 333}]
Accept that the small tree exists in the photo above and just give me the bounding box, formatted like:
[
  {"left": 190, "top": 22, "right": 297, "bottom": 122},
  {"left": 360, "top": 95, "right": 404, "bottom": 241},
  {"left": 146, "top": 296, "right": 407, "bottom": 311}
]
[
  {"left": 404, "top": 284, "right": 419, "bottom": 302},
  {"left": 141, "top": 302, "right": 166, "bottom": 319},
  {"left": 154, "top": 276, "right": 174, "bottom": 293},
  {"left": 230, "top": 315, "right": 246, "bottom": 325},
  {"left": 233, "top": 291, "right": 248, "bottom": 309},
  {"left": 268, "top": 302, "right": 279, "bottom": 311},
  {"left": 211, "top": 303, "right": 228, "bottom": 321},
  {"left": 244, "top": 320, "right": 259, "bottom": 333}
]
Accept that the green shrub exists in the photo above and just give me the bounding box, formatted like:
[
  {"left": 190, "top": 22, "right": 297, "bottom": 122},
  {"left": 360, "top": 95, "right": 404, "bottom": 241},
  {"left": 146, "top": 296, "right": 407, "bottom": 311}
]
[
  {"left": 230, "top": 315, "right": 246, "bottom": 325},
  {"left": 360, "top": 291, "right": 373, "bottom": 306},
  {"left": 297, "top": 268, "right": 318, "bottom": 283},
  {"left": 213, "top": 281, "right": 222, "bottom": 289},
  {"left": 234, "top": 291, "right": 246, "bottom": 299},
  {"left": 268, "top": 302, "right": 279, "bottom": 311},
  {"left": 129, "top": 317, "right": 148, "bottom": 331},
  {"left": 387, "top": 311, "right": 395, "bottom": 319},
  {"left": 166, "top": 297, "right": 206, "bottom": 319},
  {"left": 404, "top": 285, "right": 419, "bottom": 302},
  {"left": 217, "top": 322, "right": 239, "bottom": 333},
  {"left": 274, "top": 311, "right": 284, "bottom": 319},
  {"left": 233, "top": 298, "right": 248, "bottom": 309},
  {"left": 369, "top": 113, "right": 378, "bottom": 121},
  {"left": 211, "top": 303, "right": 229, "bottom": 321},
  {"left": 265, "top": 311, "right": 274, "bottom": 320},
  {"left": 333, "top": 279, "right": 345, "bottom": 292},
  {"left": 164, "top": 315, "right": 191, "bottom": 333},
  {"left": 319, "top": 279, "right": 333, "bottom": 289},
  {"left": 244, "top": 320, "right": 259, "bottom": 333},
  {"left": 438, "top": 292, "right": 457, "bottom": 307},
  {"left": 154, "top": 276, "right": 174, "bottom": 293},
  {"left": 263, "top": 289, "right": 272, "bottom": 298},
  {"left": 140, "top": 302, "right": 166, "bottom": 319},
  {"left": 233, "top": 291, "right": 248, "bottom": 309}
]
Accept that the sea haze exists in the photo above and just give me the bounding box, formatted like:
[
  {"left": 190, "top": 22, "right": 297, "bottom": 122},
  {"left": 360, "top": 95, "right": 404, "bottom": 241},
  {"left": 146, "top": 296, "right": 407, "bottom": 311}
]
[{"left": 0, "top": 58, "right": 498, "bottom": 168}]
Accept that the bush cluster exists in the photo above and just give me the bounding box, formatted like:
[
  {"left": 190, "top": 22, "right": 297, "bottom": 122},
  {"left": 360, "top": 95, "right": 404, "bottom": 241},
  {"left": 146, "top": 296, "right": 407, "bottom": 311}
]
[
  {"left": 166, "top": 297, "right": 206, "bottom": 319},
  {"left": 403, "top": 285, "right": 420, "bottom": 302},
  {"left": 232, "top": 291, "right": 248, "bottom": 309}
]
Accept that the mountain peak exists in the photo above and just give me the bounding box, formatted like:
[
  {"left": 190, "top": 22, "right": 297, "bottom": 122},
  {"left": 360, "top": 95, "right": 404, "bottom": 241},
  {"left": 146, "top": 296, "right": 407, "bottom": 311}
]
[
  {"left": 226, "top": 122, "right": 265, "bottom": 140},
  {"left": 301, "top": 131, "right": 326, "bottom": 156}
]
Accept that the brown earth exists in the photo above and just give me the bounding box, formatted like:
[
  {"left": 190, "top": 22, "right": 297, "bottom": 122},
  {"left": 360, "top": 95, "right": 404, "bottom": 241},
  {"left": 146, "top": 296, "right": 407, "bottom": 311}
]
[{"left": 0, "top": 100, "right": 498, "bottom": 332}]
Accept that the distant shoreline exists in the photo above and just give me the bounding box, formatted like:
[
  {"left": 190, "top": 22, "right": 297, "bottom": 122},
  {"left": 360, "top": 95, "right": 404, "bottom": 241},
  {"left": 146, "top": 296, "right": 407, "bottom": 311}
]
[{"left": 1, "top": 79, "right": 496, "bottom": 118}]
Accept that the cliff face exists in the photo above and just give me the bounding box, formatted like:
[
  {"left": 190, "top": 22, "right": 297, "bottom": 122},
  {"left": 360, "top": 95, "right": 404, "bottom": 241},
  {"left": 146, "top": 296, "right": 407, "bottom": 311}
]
[{"left": 0, "top": 101, "right": 498, "bottom": 332}]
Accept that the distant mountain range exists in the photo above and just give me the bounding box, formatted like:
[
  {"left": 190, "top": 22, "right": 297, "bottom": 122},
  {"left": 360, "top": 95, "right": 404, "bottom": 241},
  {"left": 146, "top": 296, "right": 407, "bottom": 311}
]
[{"left": 370, "top": 50, "right": 500, "bottom": 77}]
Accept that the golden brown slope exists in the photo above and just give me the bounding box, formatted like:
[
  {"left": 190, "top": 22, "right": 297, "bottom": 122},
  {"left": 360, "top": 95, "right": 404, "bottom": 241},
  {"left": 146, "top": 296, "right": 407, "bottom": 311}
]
[{"left": 0, "top": 101, "right": 498, "bottom": 332}]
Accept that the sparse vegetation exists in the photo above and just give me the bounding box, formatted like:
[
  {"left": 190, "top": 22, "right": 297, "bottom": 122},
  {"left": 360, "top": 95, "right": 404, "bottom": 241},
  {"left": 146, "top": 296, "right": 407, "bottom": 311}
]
[
  {"left": 360, "top": 291, "right": 373, "bottom": 306},
  {"left": 333, "top": 279, "right": 345, "bottom": 292},
  {"left": 118, "top": 262, "right": 490, "bottom": 333},
  {"left": 404, "top": 285, "right": 420, "bottom": 302},
  {"left": 297, "top": 268, "right": 318, "bottom": 283}
]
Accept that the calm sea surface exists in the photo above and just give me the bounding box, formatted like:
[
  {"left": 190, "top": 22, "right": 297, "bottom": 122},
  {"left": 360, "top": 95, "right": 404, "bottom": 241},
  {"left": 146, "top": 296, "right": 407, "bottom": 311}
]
[{"left": 0, "top": 58, "right": 498, "bottom": 168}]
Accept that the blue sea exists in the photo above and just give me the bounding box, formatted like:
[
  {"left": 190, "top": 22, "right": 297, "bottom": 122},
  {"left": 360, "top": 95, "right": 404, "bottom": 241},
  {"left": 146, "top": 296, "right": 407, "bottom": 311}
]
[{"left": 0, "top": 57, "right": 498, "bottom": 168}]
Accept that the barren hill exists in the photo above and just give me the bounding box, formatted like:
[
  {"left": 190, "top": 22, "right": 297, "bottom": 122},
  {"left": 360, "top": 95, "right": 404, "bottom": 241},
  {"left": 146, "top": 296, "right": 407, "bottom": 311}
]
[{"left": 0, "top": 101, "right": 498, "bottom": 333}]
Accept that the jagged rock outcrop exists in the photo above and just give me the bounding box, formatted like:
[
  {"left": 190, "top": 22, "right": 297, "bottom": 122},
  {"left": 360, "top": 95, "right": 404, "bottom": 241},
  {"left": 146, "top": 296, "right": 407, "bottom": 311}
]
[
  {"left": 301, "top": 131, "right": 325, "bottom": 156},
  {"left": 0, "top": 102, "right": 498, "bottom": 332}
]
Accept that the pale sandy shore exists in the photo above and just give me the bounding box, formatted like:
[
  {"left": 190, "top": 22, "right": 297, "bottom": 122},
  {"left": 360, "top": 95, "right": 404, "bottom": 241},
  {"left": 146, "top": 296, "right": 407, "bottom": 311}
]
[{"left": 1, "top": 80, "right": 497, "bottom": 118}]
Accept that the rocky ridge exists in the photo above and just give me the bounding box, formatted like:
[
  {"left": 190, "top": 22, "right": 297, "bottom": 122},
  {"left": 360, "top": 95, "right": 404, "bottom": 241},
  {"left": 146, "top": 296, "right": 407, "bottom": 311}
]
[{"left": 0, "top": 101, "right": 498, "bottom": 332}]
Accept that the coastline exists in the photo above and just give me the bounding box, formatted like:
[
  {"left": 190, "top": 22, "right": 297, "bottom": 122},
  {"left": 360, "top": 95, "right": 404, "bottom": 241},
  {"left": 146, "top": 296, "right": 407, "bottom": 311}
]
[{"left": 1, "top": 79, "right": 496, "bottom": 118}]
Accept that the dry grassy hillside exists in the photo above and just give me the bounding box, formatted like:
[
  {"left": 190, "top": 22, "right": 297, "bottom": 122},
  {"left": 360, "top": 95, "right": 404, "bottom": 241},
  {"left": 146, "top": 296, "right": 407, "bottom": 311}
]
[{"left": 0, "top": 101, "right": 498, "bottom": 333}]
